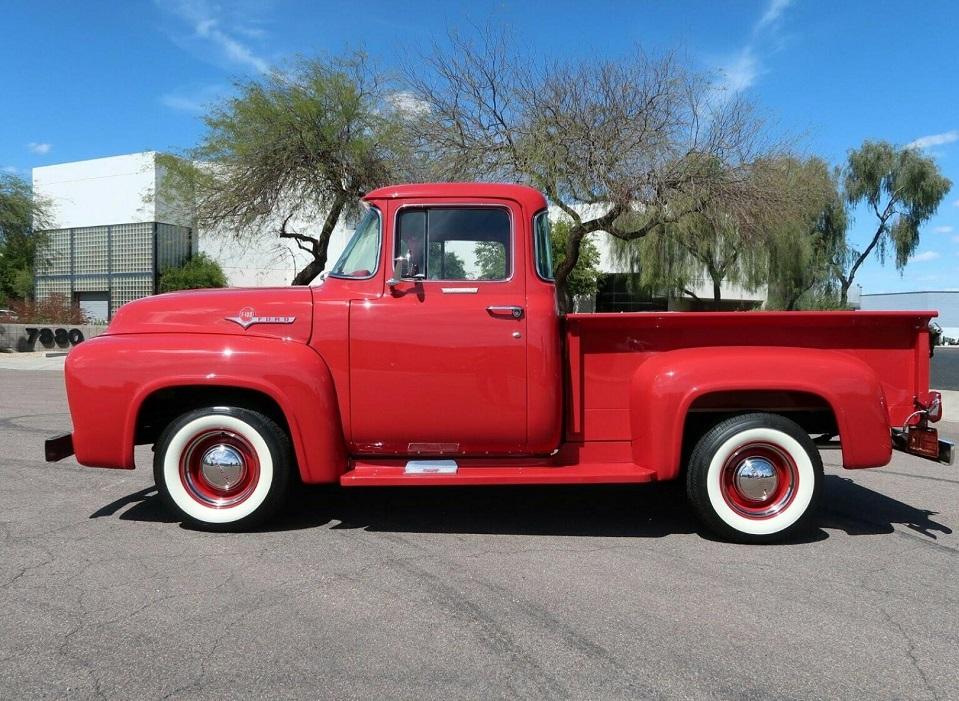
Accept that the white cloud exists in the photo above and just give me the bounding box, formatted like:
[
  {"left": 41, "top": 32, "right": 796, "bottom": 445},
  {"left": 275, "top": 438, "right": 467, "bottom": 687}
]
[
  {"left": 910, "top": 251, "right": 941, "bottom": 262},
  {"left": 718, "top": 47, "right": 760, "bottom": 93},
  {"left": 387, "top": 91, "right": 430, "bottom": 117},
  {"left": 160, "top": 84, "right": 228, "bottom": 114},
  {"left": 2, "top": 165, "right": 18, "bottom": 174},
  {"left": 27, "top": 142, "right": 52, "bottom": 154},
  {"left": 155, "top": 0, "right": 269, "bottom": 74},
  {"left": 756, "top": 0, "right": 794, "bottom": 30},
  {"left": 953, "top": 199, "right": 959, "bottom": 207},
  {"left": 933, "top": 225, "right": 954, "bottom": 234},
  {"left": 907, "top": 130, "right": 958, "bottom": 150},
  {"left": 715, "top": 0, "right": 792, "bottom": 98}
]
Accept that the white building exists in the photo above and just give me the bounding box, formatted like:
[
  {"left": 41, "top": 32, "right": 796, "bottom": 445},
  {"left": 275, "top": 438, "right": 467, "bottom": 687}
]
[{"left": 861, "top": 291, "right": 959, "bottom": 340}]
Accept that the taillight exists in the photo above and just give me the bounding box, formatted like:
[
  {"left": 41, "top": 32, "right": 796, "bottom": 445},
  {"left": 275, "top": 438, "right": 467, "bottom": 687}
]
[{"left": 926, "top": 392, "right": 943, "bottom": 422}]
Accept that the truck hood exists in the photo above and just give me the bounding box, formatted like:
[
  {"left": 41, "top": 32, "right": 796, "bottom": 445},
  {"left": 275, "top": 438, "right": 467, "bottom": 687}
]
[{"left": 106, "top": 287, "right": 314, "bottom": 342}]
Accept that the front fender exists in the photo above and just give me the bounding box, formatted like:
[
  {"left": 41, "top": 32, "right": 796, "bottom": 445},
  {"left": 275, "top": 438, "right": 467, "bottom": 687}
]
[
  {"left": 65, "top": 333, "right": 347, "bottom": 483},
  {"left": 629, "top": 346, "right": 891, "bottom": 480}
]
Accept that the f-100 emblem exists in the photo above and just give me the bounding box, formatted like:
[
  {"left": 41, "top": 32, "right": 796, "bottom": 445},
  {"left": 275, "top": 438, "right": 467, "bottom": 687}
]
[{"left": 225, "top": 307, "right": 296, "bottom": 330}]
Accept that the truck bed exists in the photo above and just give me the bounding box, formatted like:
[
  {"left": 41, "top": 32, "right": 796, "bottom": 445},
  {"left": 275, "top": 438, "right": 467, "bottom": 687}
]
[{"left": 565, "top": 311, "right": 936, "bottom": 445}]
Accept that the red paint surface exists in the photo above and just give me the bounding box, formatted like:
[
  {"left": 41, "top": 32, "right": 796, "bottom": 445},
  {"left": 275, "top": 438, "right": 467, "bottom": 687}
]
[{"left": 62, "top": 183, "right": 940, "bottom": 486}]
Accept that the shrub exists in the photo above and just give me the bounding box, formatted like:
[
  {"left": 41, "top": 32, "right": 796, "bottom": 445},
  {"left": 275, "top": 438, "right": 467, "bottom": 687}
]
[
  {"left": 5, "top": 294, "right": 89, "bottom": 324},
  {"left": 158, "top": 253, "right": 228, "bottom": 292}
]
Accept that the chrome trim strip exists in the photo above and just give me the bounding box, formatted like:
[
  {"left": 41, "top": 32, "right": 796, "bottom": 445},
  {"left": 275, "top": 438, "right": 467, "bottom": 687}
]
[{"left": 441, "top": 287, "right": 479, "bottom": 294}]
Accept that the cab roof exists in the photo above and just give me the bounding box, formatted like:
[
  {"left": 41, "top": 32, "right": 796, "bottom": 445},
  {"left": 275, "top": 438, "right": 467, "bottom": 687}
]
[{"left": 363, "top": 182, "right": 548, "bottom": 211}]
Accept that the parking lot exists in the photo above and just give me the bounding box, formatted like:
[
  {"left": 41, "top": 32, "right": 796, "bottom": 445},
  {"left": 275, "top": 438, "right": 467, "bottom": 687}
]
[{"left": 1, "top": 367, "right": 958, "bottom": 700}]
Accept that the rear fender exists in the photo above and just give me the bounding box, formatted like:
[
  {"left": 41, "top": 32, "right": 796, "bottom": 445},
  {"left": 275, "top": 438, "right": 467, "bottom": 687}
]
[
  {"left": 66, "top": 334, "right": 347, "bottom": 483},
  {"left": 629, "top": 347, "right": 891, "bottom": 480}
]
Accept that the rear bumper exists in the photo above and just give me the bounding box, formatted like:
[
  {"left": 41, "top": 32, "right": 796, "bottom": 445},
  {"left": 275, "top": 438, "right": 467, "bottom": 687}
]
[
  {"left": 940, "top": 439, "right": 956, "bottom": 465},
  {"left": 891, "top": 427, "right": 954, "bottom": 465},
  {"left": 45, "top": 433, "right": 74, "bottom": 462}
]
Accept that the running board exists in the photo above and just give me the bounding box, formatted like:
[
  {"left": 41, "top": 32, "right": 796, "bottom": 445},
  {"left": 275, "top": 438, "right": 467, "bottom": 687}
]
[{"left": 340, "top": 460, "right": 657, "bottom": 486}]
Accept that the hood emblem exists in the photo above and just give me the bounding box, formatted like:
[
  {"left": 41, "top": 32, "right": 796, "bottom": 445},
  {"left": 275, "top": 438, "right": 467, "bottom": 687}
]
[{"left": 225, "top": 307, "right": 296, "bottom": 330}]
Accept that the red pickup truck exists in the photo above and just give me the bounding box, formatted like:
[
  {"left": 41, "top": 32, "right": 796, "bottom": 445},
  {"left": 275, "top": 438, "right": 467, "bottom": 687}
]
[{"left": 46, "top": 183, "right": 953, "bottom": 542}]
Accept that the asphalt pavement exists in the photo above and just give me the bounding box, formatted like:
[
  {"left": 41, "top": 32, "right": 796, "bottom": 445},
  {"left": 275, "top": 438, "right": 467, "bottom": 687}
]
[{"left": 1, "top": 369, "right": 958, "bottom": 700}]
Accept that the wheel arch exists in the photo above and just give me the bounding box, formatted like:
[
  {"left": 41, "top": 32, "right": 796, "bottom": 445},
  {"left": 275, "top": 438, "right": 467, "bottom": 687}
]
[
  {"left": 62, "top": 334, "right": 347, "bottom": 482},
  {"left": 630, "top": 346, "right": 892, "bottom": 480}
]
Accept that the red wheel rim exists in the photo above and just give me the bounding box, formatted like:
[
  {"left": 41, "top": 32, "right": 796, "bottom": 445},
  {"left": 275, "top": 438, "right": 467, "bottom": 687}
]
[
  {"left": 719, "top": 442, "right": 798, "bottom": 519},
  {"left": 179, "top": 430, "right": 260, "bottom": 508}
]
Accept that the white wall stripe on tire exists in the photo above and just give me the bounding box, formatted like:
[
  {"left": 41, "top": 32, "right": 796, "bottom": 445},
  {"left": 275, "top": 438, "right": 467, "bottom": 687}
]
[
  {"left": 163, "top": 414, "right": 275, "bottom": 525},
  {"left": 704, "top": 427, "right": 816, "bottom": 537}
]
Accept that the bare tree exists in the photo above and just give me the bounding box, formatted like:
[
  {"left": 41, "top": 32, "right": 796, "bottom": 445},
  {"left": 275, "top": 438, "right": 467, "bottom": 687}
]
[{"left": 404, "top": 28, "right": 780, "bottom": 308}]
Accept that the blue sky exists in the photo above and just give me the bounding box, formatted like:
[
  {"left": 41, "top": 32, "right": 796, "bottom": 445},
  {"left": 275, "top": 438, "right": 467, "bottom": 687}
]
[{"left": 2, "top": 0, "right": 957, "bottom": 293}]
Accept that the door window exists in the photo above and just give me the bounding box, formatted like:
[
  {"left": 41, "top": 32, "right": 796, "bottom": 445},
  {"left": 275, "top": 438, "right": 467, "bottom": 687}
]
[{"left": 395, "top": 207, "right": 511, "bottom": 281}]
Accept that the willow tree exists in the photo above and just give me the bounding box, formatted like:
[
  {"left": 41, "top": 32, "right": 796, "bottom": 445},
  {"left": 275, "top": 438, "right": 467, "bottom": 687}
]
[
  {"left": 405, "top": 28, "right": 779, "bottom": 309},
  {"left": 764, "top": 157, "right": 846, "bottom": 310},
  {"left": 162, "top": 53, "right": 406, "bottom": 285},
  {"left": 833, "top": 141, "right": 951, "bottom": 306},
  {"left": 610, "top": 156, "right": 796, "bottom": 308}
]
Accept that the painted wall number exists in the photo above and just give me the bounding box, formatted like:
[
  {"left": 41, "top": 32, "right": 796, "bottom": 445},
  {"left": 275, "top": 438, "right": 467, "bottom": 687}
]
[{"left": 24, "top": 327, "right": 85, "bottom": 348}]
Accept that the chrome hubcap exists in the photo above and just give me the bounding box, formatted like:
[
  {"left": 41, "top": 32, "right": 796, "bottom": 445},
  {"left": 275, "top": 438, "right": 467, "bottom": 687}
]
[
  {"left": 733, "top": 457, "right": 778, "bottom": 502},
  {"left": 199, "top": 444, "right": 245, "bottom": 490}
]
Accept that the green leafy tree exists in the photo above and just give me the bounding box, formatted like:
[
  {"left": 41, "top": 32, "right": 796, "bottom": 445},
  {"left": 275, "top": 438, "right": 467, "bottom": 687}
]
[
  {"left": 833, "top": 141, "right": 951, "bottom": 307},
  {"left": 0, "top": 173, "right": 50, "bottom": 304},
  {"left": 764, "top": 157, "right": 847, "bottom": 310},
  {"left": 474, "top": 218, "right": 600, "bottom": 304},
  {"left": 427, "top": 245, "right": 467, "bottom": 279},
  {"left": 474, "top": 241, "right": 507, "bottom": 280},
  {"left": 161, "top": 53, "right": 407, "bottom": 286},
  {"left": 158, "top": 253, "right": 228, "bottom": 292},
  {"left": 551, "top": 219, "right": 600, "bottom": 308}
]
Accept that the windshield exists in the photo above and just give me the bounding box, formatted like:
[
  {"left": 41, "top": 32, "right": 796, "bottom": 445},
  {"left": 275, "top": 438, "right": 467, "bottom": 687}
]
[{"left": 329, "top": 207, "right": 381, "bottom": 279}]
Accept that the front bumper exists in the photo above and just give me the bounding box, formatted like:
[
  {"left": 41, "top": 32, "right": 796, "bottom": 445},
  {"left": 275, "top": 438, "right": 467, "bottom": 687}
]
[{"left": 45, "top": 433, "right": 74, "bottom": 462}]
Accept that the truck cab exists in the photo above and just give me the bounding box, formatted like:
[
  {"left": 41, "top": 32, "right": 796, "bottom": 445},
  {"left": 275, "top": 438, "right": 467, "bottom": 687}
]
[{"left": 48, "top": 183, "right": 953, "bottom": 543}]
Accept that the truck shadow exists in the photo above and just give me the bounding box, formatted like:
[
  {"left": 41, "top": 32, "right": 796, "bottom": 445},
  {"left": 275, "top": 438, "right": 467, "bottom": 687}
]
[{"left": 93, "top": 475, "right": 952, "bottom": 543}]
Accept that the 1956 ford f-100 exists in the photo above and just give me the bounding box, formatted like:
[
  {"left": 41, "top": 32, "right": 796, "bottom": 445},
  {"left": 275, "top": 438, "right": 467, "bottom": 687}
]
[{"left": 46, "top": 183, "right": 954, "bottom": 542}]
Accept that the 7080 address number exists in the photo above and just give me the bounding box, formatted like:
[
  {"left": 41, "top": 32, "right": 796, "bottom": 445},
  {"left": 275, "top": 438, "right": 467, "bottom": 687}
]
[{"left": 25, "top": 327, "right": 86, "bottom": 348}]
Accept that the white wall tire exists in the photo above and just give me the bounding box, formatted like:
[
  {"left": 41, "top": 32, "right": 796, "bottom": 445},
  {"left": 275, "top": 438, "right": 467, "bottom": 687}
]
[
  {"left": 686, "top": 413, "right": 823, "bottom": 543},
  {"left": 154, "top": 407, "right": 292, "bottom": 530}
]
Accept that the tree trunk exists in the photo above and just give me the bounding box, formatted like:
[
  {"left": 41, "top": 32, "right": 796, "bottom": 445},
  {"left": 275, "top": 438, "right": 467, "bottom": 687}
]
[
  {"left": 286, "top": 193, "right": 348, "bottom": 286},
  {"left": 291, "top": 258, "right": 328, "bottom": 286},
  {"left": 711, "top": 275, "right": 722, "bottom": 309},
  {"left": 839, "top": 279, "right": 850, "bottom": 309}
]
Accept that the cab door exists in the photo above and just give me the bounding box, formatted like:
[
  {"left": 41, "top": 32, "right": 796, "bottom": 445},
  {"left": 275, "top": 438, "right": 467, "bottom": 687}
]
[{"left": 349, "top": 200, "right": 528, "bottom": 455}]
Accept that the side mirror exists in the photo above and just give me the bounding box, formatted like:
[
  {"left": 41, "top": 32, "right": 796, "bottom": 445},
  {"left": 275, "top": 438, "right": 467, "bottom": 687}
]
[
  {"left": 386, "top": 253, "right": 424, "bottom": 287},
  {"left": 387, "top": 254, "right": 411, "bottom": 287}
]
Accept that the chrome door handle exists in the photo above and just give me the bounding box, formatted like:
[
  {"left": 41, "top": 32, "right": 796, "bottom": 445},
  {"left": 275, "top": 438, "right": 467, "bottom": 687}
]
[{"left": 486, "top": 305, "right": 524, "bottom": 319}]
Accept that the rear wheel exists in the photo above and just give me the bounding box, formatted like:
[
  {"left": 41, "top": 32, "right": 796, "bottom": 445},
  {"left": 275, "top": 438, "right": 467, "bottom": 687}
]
[
  {"left": 686, "top": 413, "right": 823, "bottom": 543},
  {"left": 153, "top": 407, "right": 292, "bottom": 530}
]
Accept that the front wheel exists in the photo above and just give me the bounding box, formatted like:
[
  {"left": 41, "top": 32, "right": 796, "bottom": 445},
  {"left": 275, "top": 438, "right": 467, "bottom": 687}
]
[
  {"left": 154, "top": 407, "right": 292, "bottom": 530},
  {"left": 686, "top": 413, "right": 823, "bottom": 544}
]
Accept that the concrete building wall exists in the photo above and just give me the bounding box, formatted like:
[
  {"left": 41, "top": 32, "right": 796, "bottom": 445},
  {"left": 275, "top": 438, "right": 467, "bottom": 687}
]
[
  {"left": 861, "top": 291, "right": 959, "bottom": 338},
  {"left": 33, "top": 153, "right": 161, "bottom": 228}
]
